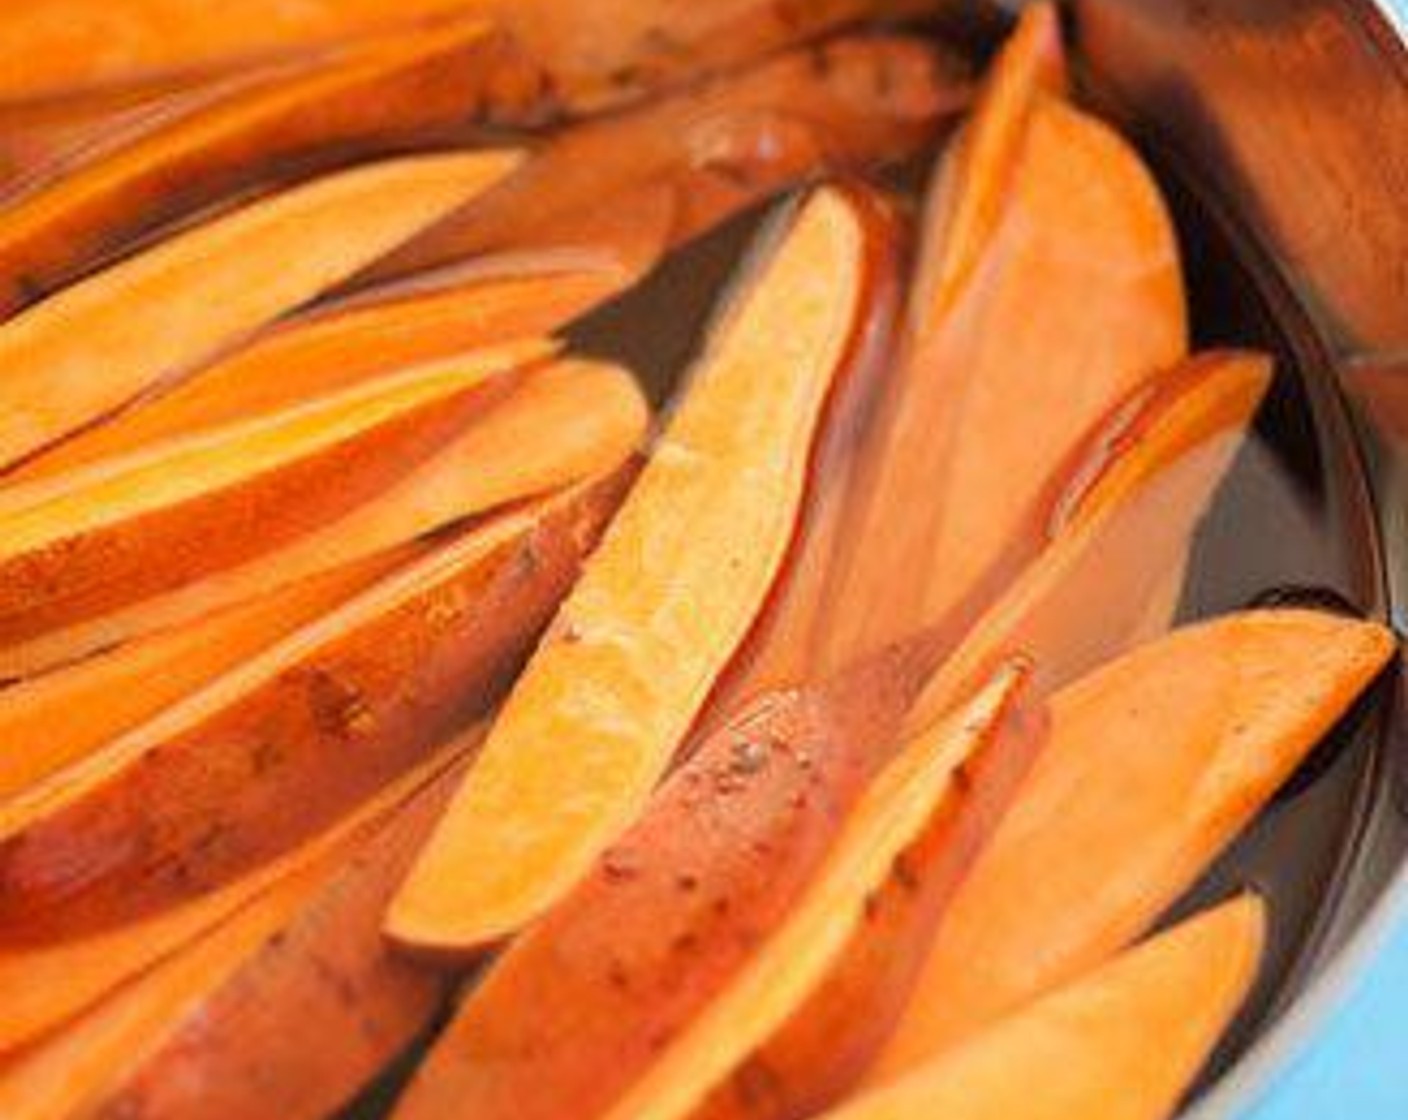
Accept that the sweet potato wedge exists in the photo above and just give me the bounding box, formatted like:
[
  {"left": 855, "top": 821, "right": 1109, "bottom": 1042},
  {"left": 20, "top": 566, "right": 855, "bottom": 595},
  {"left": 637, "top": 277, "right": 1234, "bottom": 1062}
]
[
  {"left": 4, "top": 744, "right": 475, "bottom": 1120},
  {"left": 0, "top": 471, "right": 631, "bottom": 937},
  {"left": 0, "top": 149, "right": 517, "bottom": 471},
  {"left": 0, "top": 20, "right": 520, "bottom": 315},
  {"left": 0, "top": 726, "right": 480, "bottom": 1053},
  {"left": 0, "top": 357, "right": 647, "bottom": 678},
  {"left": 901, "top": 348, "right": 1273, "bottom": 734},
  {"left": 822, "top": 4, "right": 1187, "bottom": 666},
  {"left": 870, "top": 609, "right": 1395, "bottom": 1078},
  {"left": 823, "top": 896, "right": 1265, "bottom": 1120},
  {"left": 0, "top": 0, "right": 936, "bottom": 111},
  {"left": 391, "top": 636, "right": 937, "bottom": 1120},
  {"left": 0, "top": 547, "right": 410, "bottom": 797},
  {"left": 14, "top": 266, "right": 627, "bottom": 481},
  {"left": 693, "top": 683, "right": 1046, "bottom": 1120},
  {"left": 387, "top": 185, "right": 894, "bottom": 954},
  {"left": 0, "top": 342, "right": 541, "bottom": 643},
  {"left": 362, "top": 35, "right": 969, "bottom": 287},
  {"left": 591, "top": 668, "right": 1021, "bottom": 1120}
]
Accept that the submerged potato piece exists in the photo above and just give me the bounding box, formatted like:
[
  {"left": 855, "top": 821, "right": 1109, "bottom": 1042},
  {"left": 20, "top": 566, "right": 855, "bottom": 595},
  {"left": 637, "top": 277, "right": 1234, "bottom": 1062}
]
[
  {"left": 16, "top": 267, "right": 625, "bottom": 480},
  {"left": 0, "top": 149, "right": 518, "bottom": 471},
  {"left": 387, "top": 185, "right": 891, "bottom": 954},
  {"left": 902, "top": 348, "right": 1273, "bottom": 734},
  {"left": 0, "top": 20, "right": 507, "bottom": 315},
  {"left": 822, "top": 3, "right": 1187, "bottom": 666},
  {"left": 596, "top": 669, "right": 1022, "bottom": 1120},
  {"left": 871, "top": 609, "right": 1395, "bottom": 1077},
  {"left": 393, "top": 637, "right": 936, "bottom": 1120},
  {"left": 823, "top": 897, "right": 1265, "bottom": 1120},
  {"left": 0, "top": 732, "right": 475, "bottom": 1054},
  {"left": 0, "top": 549, "right": 410, "bottom": 797},
  {"left": 24, "top": 746, "right": 477, "bottom": 1120},
  {"left": 0, "top": 471, "right": 631, "bottom": 940},
  {"left": 364, "top": 34, "right": 969, "bottom": 286},
  {"left": 0, "top": 0, "right": 937, "bottom": 111},
  {"left": 0, "top": 358, "right": 647, "bottom": 678},
  {"left": 0, "top": 342, "right": 541, "bottom": 642}
]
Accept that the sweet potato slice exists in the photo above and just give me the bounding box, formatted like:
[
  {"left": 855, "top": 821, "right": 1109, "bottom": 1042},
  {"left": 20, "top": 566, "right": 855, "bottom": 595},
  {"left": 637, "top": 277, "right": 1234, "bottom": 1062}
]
[
  {"left": 588, "top": 668, "right": 1021, "bottom": 1120},
  {"left": 0, "top": 548, "right": 411, "bottom": 797},
  {"left": 362, "top": 35, "right": 969, "bottom": 287},
  {"left": 0, "top": 149, "right": 517, "bottom": 471},
  {"left": 0, "top": 471, "right": 630, "bottom": 936},
  {"left": 821, "top": 5, "right": 1187, "bottom": 667},
  {"left": 0, "top": 20, "right": 519, "bottom": 315},
  {"left": 0, "top": 357, "right": 647, "bottom": 678},
  {"left": 391, "top": 635, "right": 938, "bottom": 1120},
  {"left": 0, "top": 744, "right": 475, "bottom": 1120},
  {"left": 0, "top": 342, "right": 541, "bottom": 642},
  {"left": 870, "top": 609, "right": 1395, "bottom": 1078},
  {"left": 901, "top": 349, "right": 1273, "bottom": 734},
  {"left": 14, "top": 266, "right": 626, "bottom": 481},
  {"left": 0, "top": 0, "right": 935, "bottom": 111},
  {"left": 823, "top": 896, "right": 1265, "bottom": 1120},
  {"left": 386, "top": 185, "right": 891, "bottom": 954},
  {"left": 0, "top": 726, "right": 480, "bottom": 1053}
]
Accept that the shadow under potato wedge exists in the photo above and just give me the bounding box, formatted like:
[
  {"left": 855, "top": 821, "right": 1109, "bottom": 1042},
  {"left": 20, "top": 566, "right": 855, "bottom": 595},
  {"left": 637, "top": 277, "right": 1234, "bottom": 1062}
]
[
  {"left": 869, "top": 608, "right": 1396, "bottom": 1079},
  {"left": 0, "top": 357, "right": 647, "bottom": 679},
  {"left": 0, "top": 341, "right": 544, "bottom": 645},
  {"left": 386, "top": 184, "right": 899, "bottom": 956},
  {"left": 0, "top": 470, "right": 632, "bottom": 955},
  {"left": 821, "top": 897, "right": 1266, "bottom": 1120},
  {"left": 0, "top": 148, "right": 518, "bottom": 472},
  {"left": 0, "top": 18, "right": 515, "bottom": 316}
]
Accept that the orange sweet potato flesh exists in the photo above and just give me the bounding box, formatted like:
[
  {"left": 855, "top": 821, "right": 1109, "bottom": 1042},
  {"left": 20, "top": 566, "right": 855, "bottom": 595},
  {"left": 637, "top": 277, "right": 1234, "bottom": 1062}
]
[
  {"left": 870, "top": 608, "right": 1395, "bottom": 1079},
  {"left": 821, "top": 4, "right": 1188, "bottom": 669},
  {"left": 0, "top": 547, "right": 411, "bottom": 797},
  {"left": 823, "top": 896, "right": 1266, "bottom": 1120},
  {"left": 0, "top": 357, "right": 647, "bottom": 678},
  {"left": 0, "top": 20, "right": 519, "bottom": 316},
  {"left": 15, "top": 267, "right": 623, "bottom": 482},
  {"left": 392, "top": 637, "right": 934, "bottom": 1120},
  {"left": 0, "top": 727, "right": 480, "bottom": 1054},
  {"left": 25, "top": 751, "right": 475, "bottom": 1120},
  {"left": 0, "top": 149, "right": 517, "bottom": 472},
  {"left": 387, "top": 185, "right": 895, "bottom": 954},
  {"left": 0, "top": 0, "right": 938, "bottom": 110},
  {"left": 361, "top": 35, "right": 970, "bottom": 288},
  {"left": 902, "top": 348, "right": 1273, "bottom": 734},
  {"left": 0, "top": 343, "right": 540, "bottom": 644},
  {"left": 0, "top": 470, "right": 632, "bottom": 948}
]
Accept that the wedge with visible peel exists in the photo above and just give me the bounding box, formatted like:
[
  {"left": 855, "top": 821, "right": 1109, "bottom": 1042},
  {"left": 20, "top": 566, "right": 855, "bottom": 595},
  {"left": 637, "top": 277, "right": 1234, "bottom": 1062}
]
[
  {"left": 0, "top": 358, "right": 647, "bottom": 678},
  {"left": 0, "top": 729, "right": 480, "bottom": 1053},
  {"left": 387, "top": 185, "right": 892, "bottom": 954},
  {"left": 822, "top": 3, "right": 1187, "bottom": 666},
  {"left": 363, "top": 35, "right": 969, "bottom": 286},
  {"left": 0, "top": 342, "right": 542, "bottom": 642},
  {"left": 392, "top": 636, "right": 942, "bottom": 1120},
  {"left": 822, "top": 897, "right": 1266, "bottom": 1120},
  {"left": 15, "top": 268, "right": 625, "bottom": 481},
  {"left": 0, "top": 149, "right": 518, "bottom": 471},
  {"left": 871, "top": 609, "right": 1395, "bottom": 1078},
  {"left": 3, "top": 747, "right": 475, "bottom": 1120},
  {"left": 902, "top": 348, "right": 1273, "bottom": 734},
  {"left": 0, "top": 470, "right": 631, "bottom": 935},
  {"left": 591, "top": 667, "right": 1022, "bottom": 1120},
  {"left": 0, "top": 20, "right": 509, "bottom": 315},
  {"left": 0, "top": 547, "right": 413, "bottom": 797}
]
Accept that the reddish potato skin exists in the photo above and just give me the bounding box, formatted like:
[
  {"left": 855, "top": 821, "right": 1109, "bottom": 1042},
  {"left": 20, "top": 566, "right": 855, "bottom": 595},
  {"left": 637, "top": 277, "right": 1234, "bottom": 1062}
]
[
  {"left": 393, "top": 636, "right": 935, "bottom": 1120},
  {"left": 0, "top": 469, "right": 633, "bottom": 933},
  {"left": 693, "top": 694, "right": 1047, "bottom": 1120}
]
